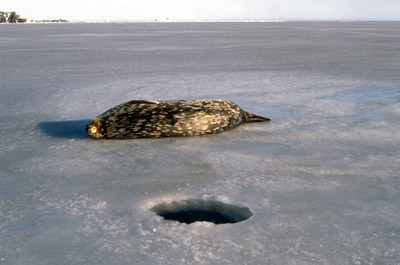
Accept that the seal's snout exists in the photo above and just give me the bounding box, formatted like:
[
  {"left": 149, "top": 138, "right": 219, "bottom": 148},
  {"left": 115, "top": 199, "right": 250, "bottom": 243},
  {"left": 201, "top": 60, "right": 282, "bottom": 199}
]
[
  {"left": 245, "top": 112, "right": 271, "bottom": 123},
  {"left": 86, "top": 118, "right": 104, "bottom": 139}
]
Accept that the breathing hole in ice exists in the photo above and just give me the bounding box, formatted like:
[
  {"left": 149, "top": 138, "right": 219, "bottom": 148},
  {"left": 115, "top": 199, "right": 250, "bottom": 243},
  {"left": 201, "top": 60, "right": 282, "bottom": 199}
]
[{"left": 151, "top": 199, "right": 253, "bottom": 224}]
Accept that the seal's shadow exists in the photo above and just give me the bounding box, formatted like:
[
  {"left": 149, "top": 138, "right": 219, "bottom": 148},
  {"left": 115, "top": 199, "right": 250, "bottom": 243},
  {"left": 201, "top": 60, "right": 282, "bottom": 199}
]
[{"left": 38, "top": 120, "right": 90, "bottom": 139}]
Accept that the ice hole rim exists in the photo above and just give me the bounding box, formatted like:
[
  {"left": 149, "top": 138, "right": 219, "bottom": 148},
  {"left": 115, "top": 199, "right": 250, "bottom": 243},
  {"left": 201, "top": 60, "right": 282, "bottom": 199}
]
[{"left": 151, "top": 199, "right": 253, "bottom": 225}]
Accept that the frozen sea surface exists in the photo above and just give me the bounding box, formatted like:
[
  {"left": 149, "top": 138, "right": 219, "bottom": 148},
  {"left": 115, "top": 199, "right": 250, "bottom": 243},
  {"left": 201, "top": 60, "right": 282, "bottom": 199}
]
[{"left": 1, "top": 22, "right": 400, "bottom": 264}]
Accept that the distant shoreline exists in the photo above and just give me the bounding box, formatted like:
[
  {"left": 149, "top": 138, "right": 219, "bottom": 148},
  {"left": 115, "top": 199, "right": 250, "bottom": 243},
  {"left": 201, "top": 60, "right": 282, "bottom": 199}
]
[
  {"left": 1, "top": 18, "right": 399, "bottom": 25},
  {"left": 0, "top": 11, "right": 68, "bottom": 24}
]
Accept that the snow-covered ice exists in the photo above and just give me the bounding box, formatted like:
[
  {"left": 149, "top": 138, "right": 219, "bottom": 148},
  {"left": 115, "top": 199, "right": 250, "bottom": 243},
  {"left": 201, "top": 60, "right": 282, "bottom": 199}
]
[{"left": 1, "top": 22, "right": 400, "bottom": 264}]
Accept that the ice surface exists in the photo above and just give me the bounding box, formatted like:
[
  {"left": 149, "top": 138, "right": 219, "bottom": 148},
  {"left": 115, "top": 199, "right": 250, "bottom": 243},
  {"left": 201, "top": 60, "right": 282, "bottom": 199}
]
[{"left": 1, "top": 22, "right": 400, "bottom": 264}]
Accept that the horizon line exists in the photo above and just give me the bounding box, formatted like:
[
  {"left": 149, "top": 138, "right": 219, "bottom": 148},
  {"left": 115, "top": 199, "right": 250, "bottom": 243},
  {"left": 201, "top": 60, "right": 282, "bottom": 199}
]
[{"left": 67, "top": 18, "right": 400, "bottom": 23}]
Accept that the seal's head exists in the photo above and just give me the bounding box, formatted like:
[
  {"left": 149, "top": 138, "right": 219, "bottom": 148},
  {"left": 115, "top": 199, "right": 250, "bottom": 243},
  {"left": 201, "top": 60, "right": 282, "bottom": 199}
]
[{"left": 86, "top": 118, "right": 105, "bottom": 139}]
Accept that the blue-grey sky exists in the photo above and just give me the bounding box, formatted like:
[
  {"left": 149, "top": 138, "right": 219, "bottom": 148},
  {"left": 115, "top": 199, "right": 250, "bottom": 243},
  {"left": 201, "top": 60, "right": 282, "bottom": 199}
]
[{"left": 2, "top": 0, "right": 400, "bottom": 21}]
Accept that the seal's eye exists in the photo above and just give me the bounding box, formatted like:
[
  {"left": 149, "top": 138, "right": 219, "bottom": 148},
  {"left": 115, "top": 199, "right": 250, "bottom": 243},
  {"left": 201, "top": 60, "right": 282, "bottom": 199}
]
[
  {"left": 89, "top": 126, "right": 98, "bottom": 134},
  {"left": 86, "top": 124, "right": 98, "bottom": 138}
]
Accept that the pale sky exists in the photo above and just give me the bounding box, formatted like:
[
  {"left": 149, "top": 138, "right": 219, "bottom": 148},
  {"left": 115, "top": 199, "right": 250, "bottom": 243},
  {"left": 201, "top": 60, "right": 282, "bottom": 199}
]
[{"left": 2, "top": 0, "right": 400, "bottom": 21}]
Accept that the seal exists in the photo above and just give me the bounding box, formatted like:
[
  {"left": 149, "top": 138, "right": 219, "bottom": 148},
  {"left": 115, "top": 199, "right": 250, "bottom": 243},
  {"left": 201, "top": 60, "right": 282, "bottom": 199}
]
[{"left": 86, "top": 99, "right": 270, "bottom": 139}]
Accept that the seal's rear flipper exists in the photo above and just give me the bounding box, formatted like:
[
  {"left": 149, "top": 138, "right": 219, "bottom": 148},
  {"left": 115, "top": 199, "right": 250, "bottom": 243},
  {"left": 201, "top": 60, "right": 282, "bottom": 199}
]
[{"left": 245, "top": 112, "right": 270, "bottom": 123}]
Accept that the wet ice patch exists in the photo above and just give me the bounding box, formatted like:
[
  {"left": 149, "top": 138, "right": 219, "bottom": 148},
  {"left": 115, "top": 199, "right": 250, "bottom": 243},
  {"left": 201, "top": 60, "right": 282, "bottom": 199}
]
[
  {"left": 151, "top": 199, "right": 253, "bottom": 224},
  {"left": 325, "top": 86, "right": 400, "bottom": 105}
]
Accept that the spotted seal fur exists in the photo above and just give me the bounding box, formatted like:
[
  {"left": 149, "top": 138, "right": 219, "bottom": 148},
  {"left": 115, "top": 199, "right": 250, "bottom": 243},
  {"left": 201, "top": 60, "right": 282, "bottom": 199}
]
[{"left": 86, "top": 99, "right": 270, "bottom": 139}]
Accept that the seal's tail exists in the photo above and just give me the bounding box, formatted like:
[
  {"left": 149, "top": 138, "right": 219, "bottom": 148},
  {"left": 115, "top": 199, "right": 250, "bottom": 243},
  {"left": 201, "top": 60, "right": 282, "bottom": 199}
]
[{"left": 245, "top": 112, "right": 271, "bottom": 123}]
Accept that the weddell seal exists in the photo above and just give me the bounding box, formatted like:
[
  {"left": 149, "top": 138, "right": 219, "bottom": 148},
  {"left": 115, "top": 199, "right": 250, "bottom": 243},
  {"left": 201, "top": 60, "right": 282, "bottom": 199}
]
[{"left": 86, "top": 99, "right": 270, "bottom": 139}]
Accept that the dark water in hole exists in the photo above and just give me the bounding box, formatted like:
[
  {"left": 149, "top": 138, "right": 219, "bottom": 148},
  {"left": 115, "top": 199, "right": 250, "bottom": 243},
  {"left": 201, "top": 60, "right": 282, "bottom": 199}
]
[{"left": 159, "top": 210, "right": 235, "bottom": 224}]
